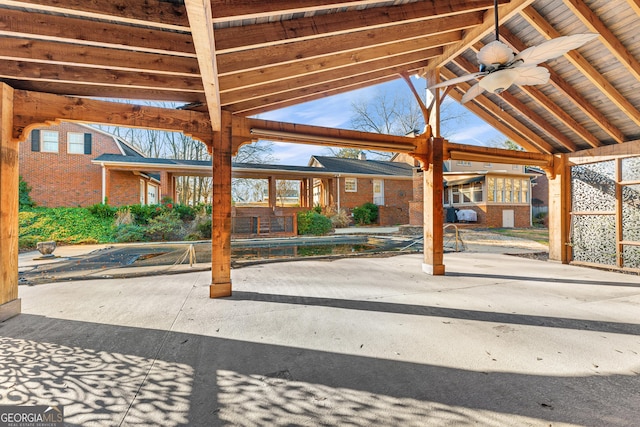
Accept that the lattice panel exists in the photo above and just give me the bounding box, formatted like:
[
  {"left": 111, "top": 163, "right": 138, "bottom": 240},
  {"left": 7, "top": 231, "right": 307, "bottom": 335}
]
[
  {"left": 622, "top": 184, "right": 640, "bottom": 242},
  {"left": 623, "top": 246, "right": 640, "bottom": 269},
  {"left": 622, "top": 157, "right": 640, "bottom": 182},
  {"left": 571, "top": 161, "right": 616, "bottom": 212},
  {"left": 571, "top": 214, "right": 616, "bottom": 265}
]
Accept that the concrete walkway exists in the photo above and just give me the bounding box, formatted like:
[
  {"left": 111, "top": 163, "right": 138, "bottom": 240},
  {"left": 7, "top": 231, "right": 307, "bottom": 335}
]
[{"left": 2, "top": 252, "right": 639, "bottom": 426}]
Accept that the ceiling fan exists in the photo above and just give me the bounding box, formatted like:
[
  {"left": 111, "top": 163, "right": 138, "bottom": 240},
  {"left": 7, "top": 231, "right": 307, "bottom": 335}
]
[{"left": 429, "top": 0, "right": 598, "bottom": 103}]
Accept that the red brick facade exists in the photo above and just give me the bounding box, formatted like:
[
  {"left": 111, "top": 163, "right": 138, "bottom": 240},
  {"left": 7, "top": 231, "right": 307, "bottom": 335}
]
[
  {"left": 20, "top": 122, "right": 156, "bottom": 207},
  {"left": 336, "top": 176, "right": 412, "bottom": 225}
]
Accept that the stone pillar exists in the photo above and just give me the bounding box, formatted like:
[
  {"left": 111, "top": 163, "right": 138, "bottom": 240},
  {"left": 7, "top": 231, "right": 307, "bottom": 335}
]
[
  {"left": 422, "top": 137, "right": 445, "bottom": 275},
  {"left": 210, "top": 110, "right": 233, "bottom": 298},
  {"left": 0, "top": 83, "right": 20, "bottom": 321}
]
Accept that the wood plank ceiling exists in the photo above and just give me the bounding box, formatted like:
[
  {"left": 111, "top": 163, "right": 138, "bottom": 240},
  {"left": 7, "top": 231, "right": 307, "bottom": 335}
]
[{"left": 0, "top": 0, "right": 638, "bottom": 154}]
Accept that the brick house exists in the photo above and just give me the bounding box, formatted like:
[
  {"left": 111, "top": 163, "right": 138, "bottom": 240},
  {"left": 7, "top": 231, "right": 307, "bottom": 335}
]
[
  {"left": 20, "top": 122, "right": 160, "bottom": 207},
  {"left": 408, "top": 158, "right": 535, "bottom": 228},
  {"left": 308, "top": 155, "right": 414, "bottom": 226}
]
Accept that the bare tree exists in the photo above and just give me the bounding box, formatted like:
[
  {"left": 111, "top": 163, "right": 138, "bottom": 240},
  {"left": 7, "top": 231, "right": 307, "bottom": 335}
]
[{"left": 232, "top": 141, "right": 276, "bottom": 203}]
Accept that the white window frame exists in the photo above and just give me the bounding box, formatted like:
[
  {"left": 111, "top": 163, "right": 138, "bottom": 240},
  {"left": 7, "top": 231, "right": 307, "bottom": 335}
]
[
  {"left": 344, "top": 177, "right": 357, "bottom": 192},
  {"left": 67, "top": 132, "right": 85, "bottom": 154},
  {"left": 456, "top": 160, "right": 472, "bottom": 166},
  {"left": 41, "top": 130, "right": 59, "bottom": 153}
]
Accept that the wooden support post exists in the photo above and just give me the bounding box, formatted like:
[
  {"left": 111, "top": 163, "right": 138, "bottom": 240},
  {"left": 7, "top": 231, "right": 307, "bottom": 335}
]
[
  {"left": 548, "top": 154, "right": 570, "bottom": 263},
  {"left": 268, "top": 176, "right": 276, "bottom": 208},
  {"left": 307, "top": 178, "right": 314, "bottom": 208},
  {"left": 423, "top": 136, "right": 445, "bottom": 275},
  {"left": 0, "top": 83, "right": 20, "bottom": 321},
  {"left": 210, "top": 110, "right": 232, "bottom": 298},
  {"left": 300, "top": 180, "right": 306, "bottom": 207}
]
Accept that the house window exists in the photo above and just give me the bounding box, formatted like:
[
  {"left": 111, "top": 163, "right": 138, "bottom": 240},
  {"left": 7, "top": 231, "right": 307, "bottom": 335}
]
[
  {"left": 487, "top": 177, "right": 530, "bottom": 204},
  {"left": 487, "top": 177, "right": 495, "bottom": 202},
  {"left": 521, "top": 179, "right": 529, "bottom": 203},
  {"left": 41, "top": 131, "right": 59, "bottom": 153},
  {"left": 345, "top": 178, "right": 357, "bottom": 192},
  {"left": 452, "top": 182, "right": 483, "bottom": 204},
  {"left": 456, "top": 161, "right": 471, "bottom": 166},
  {"left": 67, "top": 132, "right": 85, "bottom": 154}
]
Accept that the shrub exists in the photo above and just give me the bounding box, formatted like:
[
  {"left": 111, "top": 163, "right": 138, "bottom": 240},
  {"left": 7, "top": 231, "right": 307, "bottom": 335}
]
[
  {"left": 172, "top": 204, "right": 197, "bottom": 221},
  {"left": 324, "top": 206, "right": 350, "bottom": 228},
  {"left": 145, "top": 210, "right": 183, "bottom": 241},
  {"left": 87, "top": 202, "right": 117, "bottom": 219},
  {"left": 114, "top": 224, "right": 147, "bottom": 243},
  {"left": 19, "top": 176, "right": 34, "bottom": 210},
  {"left": 128, "top": 204, "right": 158, "bottom": 224},
  {"left": 115, "top": 208, "right": 134, "bottom": 227},
  {"left": 352, "top": 202, "right": 379, "bottom": 225},
  {"left": 297, "top": 210, "right": 332, "bottom": 235}
]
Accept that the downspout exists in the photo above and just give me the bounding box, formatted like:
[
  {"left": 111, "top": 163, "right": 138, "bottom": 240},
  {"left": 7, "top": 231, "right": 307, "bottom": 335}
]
[
  {"left": 101, "top": 163, "right": 106, "bottom": 204},
  {"left": 336, "top": 175, "right": 341, "bottom": 211}
]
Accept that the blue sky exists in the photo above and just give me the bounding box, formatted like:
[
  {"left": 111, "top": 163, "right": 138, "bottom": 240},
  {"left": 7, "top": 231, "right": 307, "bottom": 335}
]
[{"left": 258, "top": 77, "right": 506, "bottom": 165}]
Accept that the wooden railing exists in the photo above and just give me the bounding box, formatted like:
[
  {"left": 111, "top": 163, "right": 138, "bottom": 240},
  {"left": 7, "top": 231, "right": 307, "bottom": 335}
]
[{"left": 232, "top": 214, "right": 297, "bottom": 237}]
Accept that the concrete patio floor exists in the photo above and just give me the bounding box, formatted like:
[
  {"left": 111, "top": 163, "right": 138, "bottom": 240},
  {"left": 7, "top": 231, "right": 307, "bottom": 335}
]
[{"left": 1, "top": 252, "right": 640, "bottom": 426}]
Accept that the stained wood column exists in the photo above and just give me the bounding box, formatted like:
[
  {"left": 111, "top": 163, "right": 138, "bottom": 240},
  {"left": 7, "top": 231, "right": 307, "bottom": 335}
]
[
  {"left": 0, "top": 83, "right": 20, "bottom": 321},
  {"left": 423, "top": 137, "right": 445, "bottom": 275},
  {"left": 548, "top": 154, "right": 570, "bottom": 263},
  {"left": 210, "top": 110, "right": 232, "bottom": 298},
  {"left": 268, "top": 176, "right": 276, "bottom": 208}
]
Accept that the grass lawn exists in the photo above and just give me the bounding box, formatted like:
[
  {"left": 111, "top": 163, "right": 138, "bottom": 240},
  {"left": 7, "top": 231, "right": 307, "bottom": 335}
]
[{"left": 491, "top": 227, "right": 549, "bottom": 245}]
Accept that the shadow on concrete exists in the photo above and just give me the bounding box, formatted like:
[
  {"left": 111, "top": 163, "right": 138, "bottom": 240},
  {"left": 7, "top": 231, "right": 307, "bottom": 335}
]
[
  {"left": 446, "top": 271, "right": 640, "bottom": 288},
  {"left": 1, "top": 314, "right": 638, "bottom": 426},
  {"left": 231, "top": 291, "right": 640, "bottom": 336}
]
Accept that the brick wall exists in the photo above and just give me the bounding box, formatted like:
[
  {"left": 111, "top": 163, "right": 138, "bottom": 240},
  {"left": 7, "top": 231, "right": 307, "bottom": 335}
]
[
  {"left": 20, "top": 122, "right": 154, "bottom": 207},
  {"left": 338, "top": 177, "right": 412, "bottom": 225}
]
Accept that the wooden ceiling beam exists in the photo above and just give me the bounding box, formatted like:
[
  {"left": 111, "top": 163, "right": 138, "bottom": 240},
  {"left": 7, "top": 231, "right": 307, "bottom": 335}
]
[
  {"left": 423, "top": 0, "right": 537, "bottom": 72},
  {"left": 221, "top": 49, "right": 438, "bottom": 106},
  {"left": 0, "top": 0, "right": 189, "bottom": 28},
  {"left": 232, "top": 75, "right": 402, "bottom": 117},
  {"left": 211, "top": 0, "right": 397, "bottom": 22},
  {"left": 522, "top": 6, "right": 640, "bottom": 129},
  {"left": 215, "top": 0, "right": 506, "bottom": 53},
  {"left": 224, "top": 61, "right": 429, "bottom": 113},
  {"left": 499, "top": 26, "right": 623, "bottom": 144},
  {"left": 217, "top": 13, "right": 480, "bottom": 75},
  {"left": 0, "top": 8, "right": 195, "bottom": 57},
  {"left": 0, "top": 60, "right": 204, "bottom": 92},
  {"left": 218, "top": 32, "right": 461, "bottom": 91},
  {"left": 0, "top": 37, "right": 200, "bottom": 76},
  {"left": 627, "top": 0, "right": 640, "bottom": 16},
  {"left": 185, "top": 0, "right": 222, "bottom": 132},
  {"left": 563, "top": 0, "right": 640, "bottom": 83},
  {"left": 441, "top": 68, "right": 554, "bottom": 154},
  {"left": 3, "top": 79, "right": 205, "bottom": 104},
  {"left": 453, "top": 54, "right": 577, "bottom": 151},
  {"left": 12, "top": 90, "right": 212, "bottom": 141}
]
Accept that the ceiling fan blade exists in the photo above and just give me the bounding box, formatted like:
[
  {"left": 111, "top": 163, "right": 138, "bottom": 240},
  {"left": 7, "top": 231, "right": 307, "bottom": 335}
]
[
  {"left": 429, "top": 72, "right": 485, "bottom": 89},
  {"left": 461, "top": 82, "right": 485, "bottom": 103},
  {"left": 513, "top": 66, "right": 551, "bottom": 86},
  {"left": 513, "top": 33, "right": 599, "bottom": 66}
]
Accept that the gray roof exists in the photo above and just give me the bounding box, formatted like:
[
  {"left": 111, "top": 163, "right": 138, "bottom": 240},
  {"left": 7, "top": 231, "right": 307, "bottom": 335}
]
[
  {"left": 93, "top": 154, "right": 414, "bottom": 177},
  {"left": 309, "top": 156, "right": 413, "bottom": 177}
]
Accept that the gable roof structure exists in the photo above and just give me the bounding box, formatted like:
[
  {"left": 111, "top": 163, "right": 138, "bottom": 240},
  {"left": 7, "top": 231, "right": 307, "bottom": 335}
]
[
  {"left": 309, "top": 156, "right": 414, "bottom": 176},
  {"left": 0, "top": 0, "right": 637, "bottom": 157}
]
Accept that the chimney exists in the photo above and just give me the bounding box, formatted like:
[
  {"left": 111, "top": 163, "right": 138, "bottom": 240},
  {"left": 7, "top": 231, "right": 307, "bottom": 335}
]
[{"left": 358, "top": 152, "right": 367, "bottom": 161}]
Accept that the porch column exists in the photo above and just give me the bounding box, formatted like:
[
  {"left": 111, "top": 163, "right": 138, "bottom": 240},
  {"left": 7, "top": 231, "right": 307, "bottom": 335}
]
[
  {"left": 548, "top": 154, "right": 570, "bottom": 263},
  {"left": 306, "top": 177, "right": 314, "bottom": 208},
  {"left": 160, "top": 171, "right": 176, "bottom": 202},
  {"left": 299, "top": 180, "right": 307, "bottom": 207},
  {"left": 210, "top": 110, "right": 232, "bottom": 298},
  {"left": 422, "top": 137, "right": 445, "bottom": 275},
  {"left": 268, "top": 176, "right": 276, "bottom": 208},
  {"left": 0, "top": 83, "right": 20, "bottom": 321}
]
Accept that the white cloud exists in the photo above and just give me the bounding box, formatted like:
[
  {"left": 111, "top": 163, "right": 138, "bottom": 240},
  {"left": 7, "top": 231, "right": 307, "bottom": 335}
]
[{"left": 271, "top": 142, "right": 325, "bottom": 165}]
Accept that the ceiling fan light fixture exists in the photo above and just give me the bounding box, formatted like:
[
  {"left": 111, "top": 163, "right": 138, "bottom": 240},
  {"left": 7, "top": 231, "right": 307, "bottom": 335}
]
[{"left": 479, "top": 68, "right": 518, "bottom": 94}]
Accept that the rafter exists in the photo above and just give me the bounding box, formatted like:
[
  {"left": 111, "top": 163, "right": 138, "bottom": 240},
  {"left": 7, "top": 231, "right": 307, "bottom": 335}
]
[
  {"left": 0, "top": 8, "right": 195, "bottom": 57},
  {"left": 627, "top": 0, "right": 640, "bottom": 16},
  {"left": 563, "top": 0, "right": 640, "bottom": 83},
  {"left": 499, "top": 27, "right": 622, "bottom": 145},
  {"left": 215, "top": 0, "right": 506, "bottom": 53},
  {"left": 423, "top": 0, "right": 537, "bottom": 72},
  {"left": 185, "top": 0, "right": 221, "bottom": 132},
  {"left": 217, "top": 13, "right": 480, "bottom": 75},
  {"left": 453, "top": 54, "right": 578, "bottom": 152},
  {"left": 219, "top": 32, "right": 460, "bottom": 92},
  {"left": 522, "top": 5, "right": 640, "bottom": 129},
  {"left": 441, "top": 68, "right": 555, "bottom": 154}
]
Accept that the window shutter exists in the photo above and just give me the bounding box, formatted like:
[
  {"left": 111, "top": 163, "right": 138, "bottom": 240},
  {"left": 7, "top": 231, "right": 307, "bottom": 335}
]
[
  {"left": 84, "top": 133, "right": 92, "bottom": 155},
  {"left": 31, "top": 129, "right": 40, "bottom": 152}
]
